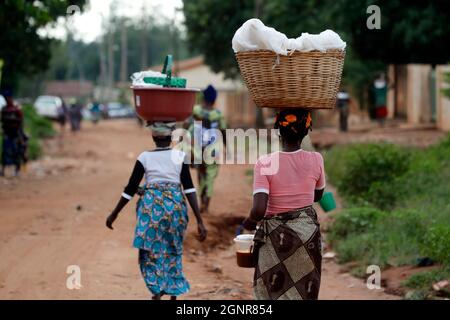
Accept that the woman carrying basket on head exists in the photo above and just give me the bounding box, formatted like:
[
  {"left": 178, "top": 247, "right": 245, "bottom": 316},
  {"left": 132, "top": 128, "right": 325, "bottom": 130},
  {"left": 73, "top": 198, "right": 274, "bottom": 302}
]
[
  {"left": 242, "top": 109, "right": 325, "bottom": 300},
  {"left": 106, "top": 122, "right": 207, "bottom": 300}
]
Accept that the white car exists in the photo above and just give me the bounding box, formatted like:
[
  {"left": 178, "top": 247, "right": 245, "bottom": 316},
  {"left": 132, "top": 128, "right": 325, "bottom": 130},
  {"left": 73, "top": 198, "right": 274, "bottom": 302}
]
[
  {"left": 0, "top": 95, "right": 6, "bottom": 109},
  {"left": 106, "top": 102, "right": 135, "bottom": 118},
  {"left": 34, "top": 95, "right": 63, "bottom": 119}
]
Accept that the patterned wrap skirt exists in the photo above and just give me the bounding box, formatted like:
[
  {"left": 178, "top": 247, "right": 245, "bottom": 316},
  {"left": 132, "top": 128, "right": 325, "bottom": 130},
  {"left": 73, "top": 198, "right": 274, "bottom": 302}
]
[
  {"left": 134, "top": 182, "right": 190, "bottom": 296},
  {"left": 253, "top": 206, "right": 322, "bottom": 300}
]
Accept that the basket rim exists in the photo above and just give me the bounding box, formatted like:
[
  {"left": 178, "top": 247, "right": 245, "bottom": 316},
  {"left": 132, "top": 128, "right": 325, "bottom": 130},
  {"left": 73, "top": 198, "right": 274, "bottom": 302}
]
[
  {"left": 130, "top": 86, "right": 200, "bottom": 92},
  {"left": 235, "top": 49, "right": 345, "bottom": 56}
]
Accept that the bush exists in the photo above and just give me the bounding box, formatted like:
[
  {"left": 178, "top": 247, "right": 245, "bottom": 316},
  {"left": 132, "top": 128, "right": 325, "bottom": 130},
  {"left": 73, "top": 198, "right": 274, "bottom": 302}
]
[
  {"left": 403, "top": 268, "right": 450, "bottom": 299},
  {"left": 325, "top": 136, "right": 450, "bottom": 298},
  {"left": 22, "top": 105, "right": 55, "bottom": 139},
  {"left": 421, "top": 225, "right": 450, "bottom": 265},
  {"left": 22, "top": 104, "right": 55, "bottom": 160},
  {"left": 328, "top": 207, "right": 387, "bottom": 244},
  {"left": 326, "top": 143, "right": 411, "bottom": 209}
]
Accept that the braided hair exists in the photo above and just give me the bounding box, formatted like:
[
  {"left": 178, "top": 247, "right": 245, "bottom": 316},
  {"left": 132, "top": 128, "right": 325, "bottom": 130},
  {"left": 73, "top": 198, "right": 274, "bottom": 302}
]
[{"left": 274, "top": 109, "right": 312, "bottom": 143}]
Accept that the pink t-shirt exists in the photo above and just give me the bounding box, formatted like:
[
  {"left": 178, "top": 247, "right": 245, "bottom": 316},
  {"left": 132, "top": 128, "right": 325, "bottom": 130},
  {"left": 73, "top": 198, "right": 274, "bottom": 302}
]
[{"left": 253, "top": 149, "right": 326, "bottom": 216}]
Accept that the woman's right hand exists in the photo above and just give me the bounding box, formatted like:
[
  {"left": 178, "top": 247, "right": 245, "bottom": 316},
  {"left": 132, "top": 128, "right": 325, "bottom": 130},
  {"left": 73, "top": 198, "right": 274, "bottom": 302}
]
[
  {"left": 106, "top": 212, "right": 118, "bottom": 230},
  {"left": 197, "top": 221, "right": 207, "bottom": 242},
  {"left": 242, "top": 217, "right": 257, "bottom": 231}
]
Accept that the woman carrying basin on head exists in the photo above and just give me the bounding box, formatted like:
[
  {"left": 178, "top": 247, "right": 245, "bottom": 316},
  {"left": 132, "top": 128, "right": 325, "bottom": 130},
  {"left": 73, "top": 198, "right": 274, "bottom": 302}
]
[{"left": 106, "top": 121, "right": 207, "bottom": 300}]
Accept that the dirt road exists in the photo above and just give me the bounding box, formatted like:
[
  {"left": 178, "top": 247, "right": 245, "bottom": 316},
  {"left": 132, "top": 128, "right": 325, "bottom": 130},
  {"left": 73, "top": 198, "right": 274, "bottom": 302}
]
[{"left": 0, "top": 120, "right": 397, "bottom": 300}]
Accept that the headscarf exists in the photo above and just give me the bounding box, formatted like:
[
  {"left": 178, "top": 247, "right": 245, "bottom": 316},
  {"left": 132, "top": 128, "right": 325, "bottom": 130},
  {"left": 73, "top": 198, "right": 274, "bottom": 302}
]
[
  {"left": 274, "top": 109, "right": 312, "bottom": 135},
  {"left": 203, "top": 85, "right": 217, "bottom": 104},
  {"left": 1, "top": 88, "right": 13, "bottom": 98},
  {"left": 148, "top": 121, "right": 176, "bottom": 137}
]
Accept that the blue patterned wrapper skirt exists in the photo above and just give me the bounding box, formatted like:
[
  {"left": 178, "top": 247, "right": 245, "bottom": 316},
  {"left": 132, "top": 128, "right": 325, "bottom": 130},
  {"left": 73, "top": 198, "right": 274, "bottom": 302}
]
[{"left": 134, "top": 182, "right": 190, "bottom": 296}]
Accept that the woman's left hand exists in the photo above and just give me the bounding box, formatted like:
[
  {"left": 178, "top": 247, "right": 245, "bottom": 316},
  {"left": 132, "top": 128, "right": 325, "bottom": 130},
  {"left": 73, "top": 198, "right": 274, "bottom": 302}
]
[{"left": 197, "top": 222, "right": 207, "bottom": 242}]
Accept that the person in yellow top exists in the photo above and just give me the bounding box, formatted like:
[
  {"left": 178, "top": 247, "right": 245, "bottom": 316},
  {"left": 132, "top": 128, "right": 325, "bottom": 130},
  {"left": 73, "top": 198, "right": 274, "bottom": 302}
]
[{"left": 185, "top": 85, "right": 227, "bottom": 213}]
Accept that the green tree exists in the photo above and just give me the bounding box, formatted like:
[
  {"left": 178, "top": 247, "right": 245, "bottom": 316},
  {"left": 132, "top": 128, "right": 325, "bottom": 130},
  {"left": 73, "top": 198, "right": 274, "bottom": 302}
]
[
  {"left": 325, "top": 0, "right": 450, "bottom": 65},
  {"left": 0, "top": 0, "right": 87, "bottom": 91},
  {"left": 183, "top": 0, "right": 254, "bottom": 79}
]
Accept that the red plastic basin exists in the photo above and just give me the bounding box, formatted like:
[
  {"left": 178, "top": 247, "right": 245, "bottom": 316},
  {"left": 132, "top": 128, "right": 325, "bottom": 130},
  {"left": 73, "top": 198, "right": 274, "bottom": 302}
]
[{"left": 131, "top": 86, "right": 200, "bottom": 122}]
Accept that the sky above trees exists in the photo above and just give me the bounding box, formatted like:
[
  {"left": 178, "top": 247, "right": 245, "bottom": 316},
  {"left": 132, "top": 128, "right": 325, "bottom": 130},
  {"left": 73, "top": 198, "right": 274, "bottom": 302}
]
[{"left": 40, "top": 0, "right": 183, "bottom": 43}]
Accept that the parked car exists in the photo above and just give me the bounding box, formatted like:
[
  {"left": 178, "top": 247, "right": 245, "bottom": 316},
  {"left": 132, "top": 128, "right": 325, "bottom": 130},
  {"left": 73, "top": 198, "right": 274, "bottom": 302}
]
[
  {"left": 106, "top": 102, "right": 135, "bottom": 119},
  {"left": 122, "top": 104, "right": 136, "bottom": 118},
  {"left": 0, "top": 95, "right": 6, "bottom": 109},
  {"left": 33, "top": 95, "right": 63, "bottom": 119}
]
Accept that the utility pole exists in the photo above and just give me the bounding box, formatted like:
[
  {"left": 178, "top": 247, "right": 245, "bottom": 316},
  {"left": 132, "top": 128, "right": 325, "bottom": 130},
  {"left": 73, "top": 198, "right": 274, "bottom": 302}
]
[
  {"left": 140, "top": 2, "right": 149, "bottom": 69},
  {"left": 107, "top": 0, "right": 118, "bottom": 89},
  {"left": 172, "top": 8, "right": 181, "bottom": 76},
  {"left": 98, "top": 13, "right": 108, "bottom": 101},
  {"left": 120, "top": 18, "right": 128, "bottom": 83}
]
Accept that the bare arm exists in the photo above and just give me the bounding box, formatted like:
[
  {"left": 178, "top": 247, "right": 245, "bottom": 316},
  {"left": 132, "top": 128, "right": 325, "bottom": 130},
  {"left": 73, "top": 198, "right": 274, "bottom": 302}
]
[
  {"left": 314, "top": 189, "right": 324, "bottom": 202},
  {"left": 185, "top": 192, "right": 207, "bottom": 241},
  {"left": 181, "top": 163, "right": 207, "bottom": 241},
  {"left": 106, "top": 161, "right": 144, "bottom": 230},
  {"left": 106, "top": 197, "right": 129, "bottom": 229},
  {"left": 243, "top": 193, "right": 268, "bottom": 231}
]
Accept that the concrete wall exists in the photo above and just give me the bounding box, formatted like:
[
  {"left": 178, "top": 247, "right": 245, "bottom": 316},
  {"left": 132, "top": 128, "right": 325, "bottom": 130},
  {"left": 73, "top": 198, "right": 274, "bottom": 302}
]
[
  {"left": 387, "top": 63, "right": 450, "bottom": 131},
  {"left": 406, "top": 64, "right": 432, "bottom": 124},
  {"left": 178, "top": 65, "right": 243, "bottom": 91},
  {"left": 436, "top": 65, "right": 450, "bottom": 132},
  {"left": 387, "top": 65, "right": 396, "bottom": 119}
]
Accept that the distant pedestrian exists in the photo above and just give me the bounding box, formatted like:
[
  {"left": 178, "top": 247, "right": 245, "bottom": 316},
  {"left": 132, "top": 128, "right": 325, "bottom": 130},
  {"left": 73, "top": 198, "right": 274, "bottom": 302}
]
[
  {"left": 186, "top": 85, "right": 227, "bottom": 214},
  {"left": 89, "top": 100, "right": 102, "bottom": 125},
  {"left": 69, "top": 99, "right": 83, "bottom": 132},
  {"left": 1, "top": 90, "right": 25, "bottom": 177},
  {"left": 337, "top": 88, "right": 350, "bottom": 132},
  {"left": 373, "top": 73, "right": 388, "bottom": 126},
  {"left": 57, "top": 99, "right": 68, "bottom": 131}
]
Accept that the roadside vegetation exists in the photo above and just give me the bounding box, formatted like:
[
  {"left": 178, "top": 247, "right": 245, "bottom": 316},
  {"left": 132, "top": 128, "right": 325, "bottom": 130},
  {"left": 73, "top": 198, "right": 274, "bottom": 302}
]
[{"left": 324, "top": 135, "right": 450, "bottom": 299}]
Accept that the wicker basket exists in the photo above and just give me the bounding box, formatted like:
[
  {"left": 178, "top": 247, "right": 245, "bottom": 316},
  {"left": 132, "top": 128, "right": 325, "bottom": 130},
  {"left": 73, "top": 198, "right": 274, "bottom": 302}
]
[{"left": 235, "top": 49, "right": 345, "bottom": 109}]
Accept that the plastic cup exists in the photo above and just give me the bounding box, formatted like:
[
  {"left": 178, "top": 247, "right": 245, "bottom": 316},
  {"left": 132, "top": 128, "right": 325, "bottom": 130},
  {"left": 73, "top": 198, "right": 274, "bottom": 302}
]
[{"left": 233, "top": 234, "right": 255, "bottom": 268}]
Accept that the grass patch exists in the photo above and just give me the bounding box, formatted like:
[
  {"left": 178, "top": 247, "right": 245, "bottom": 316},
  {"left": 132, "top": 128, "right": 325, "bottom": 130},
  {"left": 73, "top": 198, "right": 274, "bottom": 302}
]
[
  {"left": 325, "top": 134, "right": 450, "bottom": 298},
  {"left": 402, "top": 268, "right": 450, "bottom": 299},
  {"left": 332, "top": 209, "right": 427, "bottom": 267}
]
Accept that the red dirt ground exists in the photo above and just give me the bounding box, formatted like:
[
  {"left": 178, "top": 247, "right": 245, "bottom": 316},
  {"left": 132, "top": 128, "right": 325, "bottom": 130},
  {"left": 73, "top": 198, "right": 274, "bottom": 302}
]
[{"left": 0, "top": 119, "right": 405, "bottom": 299}]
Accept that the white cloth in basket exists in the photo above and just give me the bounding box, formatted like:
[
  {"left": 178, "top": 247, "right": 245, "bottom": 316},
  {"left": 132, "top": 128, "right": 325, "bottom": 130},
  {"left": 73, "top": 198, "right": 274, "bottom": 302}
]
[{"left": 232, "top": 19, "right": 346, "bottom": 55}]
